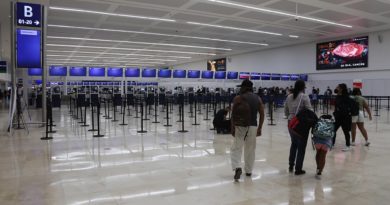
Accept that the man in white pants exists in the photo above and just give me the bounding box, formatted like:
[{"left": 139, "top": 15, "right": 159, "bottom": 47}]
[{"left": 231, "top": 79, "right": 265, "bottom": 181}]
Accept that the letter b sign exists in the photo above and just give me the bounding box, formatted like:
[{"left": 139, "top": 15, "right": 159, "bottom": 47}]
[
  {"left": 16, "top": 2, "right": 41, "bottom": 27},
  {"left": 24, "top": 6, "right": 33, "bottom": 17}
]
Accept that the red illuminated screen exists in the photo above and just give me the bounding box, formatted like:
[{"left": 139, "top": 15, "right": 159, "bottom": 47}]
[{"left": 317, "top": 36, "right": 368, "bottom": 70}]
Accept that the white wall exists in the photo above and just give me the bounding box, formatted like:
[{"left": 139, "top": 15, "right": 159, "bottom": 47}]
[{"left": 173, "top": 29, "right": 390, "bottom": 96}]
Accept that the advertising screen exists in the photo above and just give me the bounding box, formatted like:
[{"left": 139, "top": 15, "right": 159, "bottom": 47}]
[
  {"left": 202, "top": 71, "right": 214, "bottom": 79},
  {"left": 317, "top": 36, "right": 368, "bottom": 70},
  {"left": 142, "top": 68, "right": 156, "bottom": 78},
  {"left": 250, "top": 72, "right": 261, "bottom": 80},
  {"left": 125, "top": 68, "right": 140, "bottom": 77},
  {"left": 16, "top": 29, "right": 41, "bottom": 68},
  {"left": 173, "top": 70, "right": 186, "bottom": 78},
  {"left": 261, "top": 73, "right": 271, "bottom": 80},
  {"left": 158, "top": 69, "right": 172, "bottom": 78},
  {"left": 107, "top": 67, "right": 123, "bottom": 77},
  {"left": 214, "top": 71, "right": 226, "bottom": 79},
  {"left": 28, "top": 68, "right": 42, "bottom": 76},
  {"left": 271, "top": 73, "right": 281, "bottom": 80},
  {"left": 207, "top": 58, "right": 226, "bottom": 71},
  {"left": 49, "top": 66, "right": 67, "bottom": 76},
  {"left": 89, "top": 67, "right": 105, "bottom": 77},
  {"left": 187, "top": 70, "right": 200, "bottom": 78}
]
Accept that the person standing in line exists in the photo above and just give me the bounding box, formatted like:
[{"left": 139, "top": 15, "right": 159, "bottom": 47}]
[
  {"left": 351, "top": 88, "right": 372, "bottom": 146},
  {"left": 230, "top": 79, "right": 265, "bottom": 181},
  {"left": 333, "top": 84, "right": 353, "bottom": 151},
  {"left": 285, "top": 80, "right": 312, "bottom": 175}
]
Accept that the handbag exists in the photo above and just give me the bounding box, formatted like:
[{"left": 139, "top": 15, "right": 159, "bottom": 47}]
[{"left": 288, "top": 94, "right": 304, "bottom": 130}]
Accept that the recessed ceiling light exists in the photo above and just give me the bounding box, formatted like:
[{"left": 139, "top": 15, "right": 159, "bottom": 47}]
[
  {"left": 187, "top": 21, "right": 282, "bottom": 36},
  {"left": 288, "top": 35, "right": 299, "bottom": 38},
  {"left": 46, "top": 44, "right": 217, "bottom": 56},
  {"left": 47, "top": 36, "right": 232, "bottom": 51},
  {"left": 49, "top": 6, "right": 176, "bottom": 22},
  {"left": 207, "top": 0, "right": 353, "bottom": 28},
  {"left": 48, "top": 25, "right": 268, "bottom": 46}
]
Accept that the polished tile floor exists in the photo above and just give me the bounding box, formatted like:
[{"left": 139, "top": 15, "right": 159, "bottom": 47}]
[{"left": 1, "top": 103, "right": 390, "bottom": 205}]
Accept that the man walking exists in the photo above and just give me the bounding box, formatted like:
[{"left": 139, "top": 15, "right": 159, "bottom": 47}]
[{"left": 231, "top": 79, "right": 265, "bottom": 181}]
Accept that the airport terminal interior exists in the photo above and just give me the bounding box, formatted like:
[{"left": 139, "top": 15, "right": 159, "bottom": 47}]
[{"left": 1, "top": 0, "right": 390, "bottom": 204}]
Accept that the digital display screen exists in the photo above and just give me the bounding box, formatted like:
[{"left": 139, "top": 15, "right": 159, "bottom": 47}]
[
  {"left": 214, "top": 71, "right": 226, "bottom": 79},
  {"left": 207, "top": 58, "right": 226, "bottom": 71},
  {"left": 0, "top": 61, "right": 7, "bottom": 73},
  {"left": 173, "top": 70, "right": 186, "bottom": 78},
  {"left": 35, "top": 80, "right": 42, "bottom": 85},
  {"left": 187, "top": 70, "right": 200, "bottom": 78},
  {"left": 250, "top": 72, "right": 261, "bottom": 80},
  {"left": 317, "top": 36, "right": 368, "bottom": 70},
  {"left": 281, "top": 74, "right": 290, "bottom": 81},
  {"left": 107, "top": 67, "right": 123, "bottom": 77},
  {"left": 70, "top": 67, "right": 87, "bottom": 76},
  {"left": 16, "top": 29, "right": 41, "bottom": 68},
  {"left": 227, "top": 71, "right": 238, "bottom": 79},
  {"left": 201, "top": 70, "right": 214, "bottom": 79},
  {"left": 271, "top": 73, "right": 281, "bottom": 80},
  {"left": 49, "top": 66, "right": 67, "bottom": 76},
  {"left": 125, "top": 67, "right": 140, "bottom": 77},
  {"left": 28, "top": 68, "right": 42, "bottom": 76},
  {"left": 239, "top": 72, "right": 250, "bottom": 79},
  {"left": 142, "top": 68, "right": 156, "bottom": 78},
  {"left": 89, "top": 67, "right": 105, "bottom": 77},
  {"left": 290, "top": 74, "right": 299, "bottom": 81},
  {"left": 261, "top": 73, "right": 271, "bottom": 80},
  {"left": 158, "top": 69, "right": 172, "bottom": 78},
  {"left": 299, "top": 74, "right": 308, "bottom": 81}
]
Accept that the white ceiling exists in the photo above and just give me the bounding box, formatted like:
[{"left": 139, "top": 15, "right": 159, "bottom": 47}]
[{"left": 46, "top": 0, "right": 390, "bottom": 68}]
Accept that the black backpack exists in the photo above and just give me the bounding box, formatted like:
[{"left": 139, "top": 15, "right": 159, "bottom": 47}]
[
  {"left": 335, "top": 96, "right": 359, "bottom": 117},
  {"left": 350, "top": 97, "right": 359, "bottom": 116},
  {"left": 232, "top": 95, "right": 251, "bottom": 127}
]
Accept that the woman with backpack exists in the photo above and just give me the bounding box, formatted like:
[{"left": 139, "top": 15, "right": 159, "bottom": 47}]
[
  {"left": 351, "top": 88, "right": 372, "bottom": 146},
  {"left": 333, "top": 84, "right": 353, "bottom": 151},
  {"left": 285, "top": 80, "right": 312, "bottom": 175}
]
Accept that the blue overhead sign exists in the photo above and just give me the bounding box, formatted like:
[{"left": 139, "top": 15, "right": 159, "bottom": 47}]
[
  {"left": 16, "top": 2, "right": 42, "bottom": 27},
  {"left": 16, "top": 29, "right": 41, "bottom": 68}
]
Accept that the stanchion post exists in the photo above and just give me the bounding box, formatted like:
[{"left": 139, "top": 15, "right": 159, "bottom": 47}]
[
  {"left": 164, "top": 100, "right": 172, "bottom": 127},
  {"left": 93, "top": 100, "right": 104, "bottom": 138},
  {"left": 178, "top": 101, "right": 188, "bottom": 133},
  {"left": 137, "top": 101, "right": 147, "bottom": 133}
]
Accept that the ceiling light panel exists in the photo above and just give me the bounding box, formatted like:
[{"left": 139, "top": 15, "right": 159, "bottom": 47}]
[
  {"left": 187, "top": 21, "right": 283, "bottom": 36},
  {"left": 49, "top": 6, "right": 176, "bottom": 22},
  {"left": 48, "top": 25, "right": 268, "bottom": 46},
  {"left": 207, "top": 0, "right": 353, "bottom": 28},
  {"left": 46, "top": 50, "right": 192, "bottom": 59},
  {"left": 47, "top": 36, "right": 232, "bottom": 51},
  {"left": 46, "top": 44, "right": 217, "bottom": 56}
]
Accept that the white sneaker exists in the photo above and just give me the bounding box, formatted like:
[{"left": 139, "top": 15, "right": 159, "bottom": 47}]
[
  {"left": 342, "top": 146, "right": 351, "bottom": 152},
  {"left": 351, "top": 142, "right": 356, "bottom": 146},
  {"left": 365, "top": 142, "right": 371, "bottom": 147}
]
